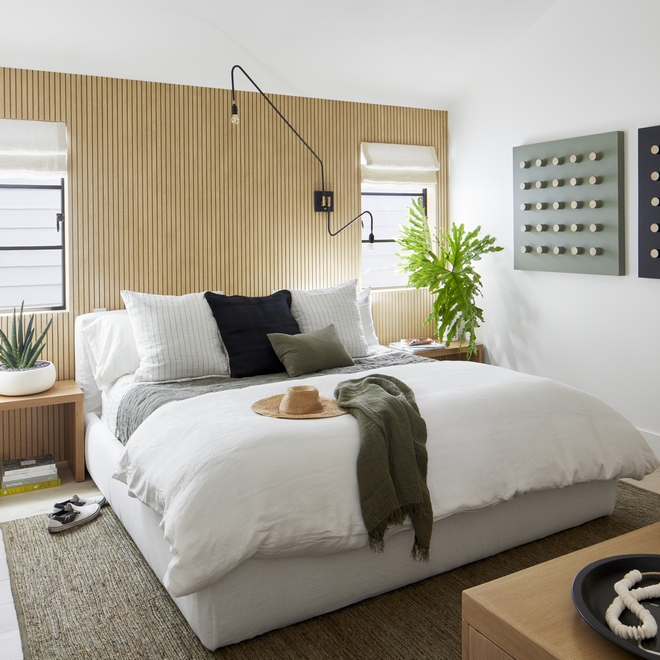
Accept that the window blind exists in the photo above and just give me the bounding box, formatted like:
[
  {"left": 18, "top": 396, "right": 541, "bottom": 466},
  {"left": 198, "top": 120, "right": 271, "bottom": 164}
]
[
  {"left": 0, "top": 119, "right": 67, "bottom": 177},
  {"left": 361, "top": 143, "right": 440, "bottom": 185}
]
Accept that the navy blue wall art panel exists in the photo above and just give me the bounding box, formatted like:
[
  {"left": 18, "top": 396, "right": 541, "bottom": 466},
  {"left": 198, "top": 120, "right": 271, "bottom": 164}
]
[{"left": 638, "top": 125, "right": 660, "bottom": 279}]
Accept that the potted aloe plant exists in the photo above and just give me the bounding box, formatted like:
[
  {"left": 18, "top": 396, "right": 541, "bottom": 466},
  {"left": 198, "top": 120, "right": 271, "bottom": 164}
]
[
  {"left": 0, "top": 302, "right": 55, "bottom": 396},
  {"left": 396, "top": 198, "right": 503, "bottom": 360}
]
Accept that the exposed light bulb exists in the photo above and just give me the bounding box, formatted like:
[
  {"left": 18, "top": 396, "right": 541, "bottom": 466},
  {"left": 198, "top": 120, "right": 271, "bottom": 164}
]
[{"left": 231, "top": 103, "right": 240, "bottom": 125}]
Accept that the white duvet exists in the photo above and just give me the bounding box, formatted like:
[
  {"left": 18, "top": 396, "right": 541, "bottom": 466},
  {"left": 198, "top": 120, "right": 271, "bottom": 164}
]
[{"left": 112, "top": 361, "right": 659, "bottom": 598}]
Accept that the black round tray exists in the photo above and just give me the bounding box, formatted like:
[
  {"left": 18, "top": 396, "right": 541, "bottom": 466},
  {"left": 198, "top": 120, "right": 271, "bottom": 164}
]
[{"left": 572, "top": 554, "right": 660, "bottom": 659}]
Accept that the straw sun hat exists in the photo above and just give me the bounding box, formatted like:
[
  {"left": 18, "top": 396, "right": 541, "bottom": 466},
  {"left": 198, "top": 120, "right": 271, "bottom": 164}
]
[{"left": 252, "top": 385, "right": 348, "bottom": 420}]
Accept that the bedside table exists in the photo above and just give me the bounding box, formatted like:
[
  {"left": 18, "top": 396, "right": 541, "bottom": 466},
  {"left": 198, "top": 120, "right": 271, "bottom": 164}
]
[
  {"left": 0, "top": 381, "right": 84, "bottom": 482},
  {"left": 391, "top": 341, "right": 484, "bottom": 363}
]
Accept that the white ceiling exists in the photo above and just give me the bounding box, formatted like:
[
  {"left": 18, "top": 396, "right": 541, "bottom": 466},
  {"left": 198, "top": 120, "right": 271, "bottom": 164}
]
[{"left": 0, "top": 0, "right": 557, "bottom": 109}]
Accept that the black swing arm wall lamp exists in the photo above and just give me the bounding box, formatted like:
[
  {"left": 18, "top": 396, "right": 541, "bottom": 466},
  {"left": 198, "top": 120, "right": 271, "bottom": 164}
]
[{"left": 230, "top": 65, "right": 374, "bottom": 241}]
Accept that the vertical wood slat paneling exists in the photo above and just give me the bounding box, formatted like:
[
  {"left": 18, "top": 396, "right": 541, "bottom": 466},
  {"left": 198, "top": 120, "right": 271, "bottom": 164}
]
[
  {"left": 371, "top": 288, "right": 436, "bottom": 346},
  {"left": 0, "top": 67, "right": 447, "bottom": 464}
]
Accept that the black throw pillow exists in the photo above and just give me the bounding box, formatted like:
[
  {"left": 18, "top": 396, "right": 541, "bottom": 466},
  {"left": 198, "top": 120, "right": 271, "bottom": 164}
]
[{"left": 204, "top": 290, "right": 300, "bottom": 378}]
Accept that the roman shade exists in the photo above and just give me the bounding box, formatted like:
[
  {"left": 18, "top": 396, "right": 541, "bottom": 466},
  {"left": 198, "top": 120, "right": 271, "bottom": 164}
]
[
  {"left": 361, "top": 142, "right": 440, "bottom": 185},
  {"left": 0, "top": 118, "right": 67, "bottom": 176}
]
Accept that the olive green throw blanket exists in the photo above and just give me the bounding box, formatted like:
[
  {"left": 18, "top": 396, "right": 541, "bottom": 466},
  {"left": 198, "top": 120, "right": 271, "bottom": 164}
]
[{"left": 334, "top": 374, "right": 433, "bottom": 561}]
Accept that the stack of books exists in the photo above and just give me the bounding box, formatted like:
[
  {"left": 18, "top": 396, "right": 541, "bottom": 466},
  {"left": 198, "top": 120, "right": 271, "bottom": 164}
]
[
  {"left": 1, "top": 454, "right": 60, "bottom": 497},
  {"left": 389, "top": 338, "right": 446, "bottom": 354}
]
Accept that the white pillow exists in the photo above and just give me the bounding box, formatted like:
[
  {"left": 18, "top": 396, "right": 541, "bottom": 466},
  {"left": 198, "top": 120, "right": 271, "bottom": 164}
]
[
  {"left": 81, "top": 312, "right": 141, "bottom": 391},
  {"left": 289, "top": 279, "right": 369, "bottom": 358},
  {"left": 121, "top": 290, "right": 229, "bottom": 383},
  {"left": 357, "top": 287, "right": 379, "bottom": 347}
]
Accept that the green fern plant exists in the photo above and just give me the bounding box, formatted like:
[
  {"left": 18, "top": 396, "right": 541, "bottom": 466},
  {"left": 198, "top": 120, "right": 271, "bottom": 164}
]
[
  {"left": 0, "top": 302, "right": 53, "bottom": 369},
  {"left": 396, "top": 198, "right": 503, "bottom": 359}
]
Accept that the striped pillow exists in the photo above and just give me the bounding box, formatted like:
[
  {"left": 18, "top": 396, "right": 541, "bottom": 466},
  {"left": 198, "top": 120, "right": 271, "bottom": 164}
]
[
  {"left": 289, "top": 280, "right": 369, "bottom": 358},
  {"left": 121, "top": 290, "right": 228, "bottom": 383}
]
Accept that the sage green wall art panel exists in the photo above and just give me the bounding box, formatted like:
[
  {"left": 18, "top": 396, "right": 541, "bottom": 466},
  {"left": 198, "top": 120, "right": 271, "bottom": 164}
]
[{"left": 513, "top": 131, "right": 624, "bottom": 275}]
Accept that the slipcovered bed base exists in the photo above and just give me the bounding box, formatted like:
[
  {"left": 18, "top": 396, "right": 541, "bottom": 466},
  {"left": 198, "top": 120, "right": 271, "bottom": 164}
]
[{"left": 85, "top": 412, "right": 618, "bottom": 650}]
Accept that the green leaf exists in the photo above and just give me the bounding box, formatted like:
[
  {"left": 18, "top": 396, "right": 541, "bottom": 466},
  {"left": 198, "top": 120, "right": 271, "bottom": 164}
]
[
  {"left": 10, "top": 305, "right": 18, "bottom": 359},
  {"left": 0, "top": 344, "right": 18, "bottom": 369},
  {"left": 0, "top": 327, "right": 13, "bottom": 356},
  {"left": 23, "top": 343, "right": 45, "bottom": 369},
  {"left": 23, "top": 315, "right": 34, "bottom": 350},
  {"left": 31, "top": 317, "right": 53, "bottom": 358},
  {"left": 22, "top": 325, "right": 34, "bottom": 353},
  {"left": 17, "top": 302, "right": 24, "bottom": 356}
]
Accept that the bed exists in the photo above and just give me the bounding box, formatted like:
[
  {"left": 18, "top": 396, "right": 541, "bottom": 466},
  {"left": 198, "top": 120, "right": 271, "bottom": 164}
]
[{"left": 74, "top": 286, "right": 659, "bottom": 650}]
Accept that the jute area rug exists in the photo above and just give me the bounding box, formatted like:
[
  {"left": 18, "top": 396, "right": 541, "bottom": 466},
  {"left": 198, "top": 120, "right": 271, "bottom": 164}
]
[{"left": 2, "top": 481, "right": 659, "bottom": 660}]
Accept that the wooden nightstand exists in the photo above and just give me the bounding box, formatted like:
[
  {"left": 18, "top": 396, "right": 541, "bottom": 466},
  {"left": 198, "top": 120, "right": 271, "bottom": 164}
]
[
  {"left": 0, "top": 381, "right": 84, "bottom": 483},
  {"left": 461, "top": 522, "right": 660, "bottom": 659},
  {"left": 391, "top": 341, "right": 484, "bottom": 364}
]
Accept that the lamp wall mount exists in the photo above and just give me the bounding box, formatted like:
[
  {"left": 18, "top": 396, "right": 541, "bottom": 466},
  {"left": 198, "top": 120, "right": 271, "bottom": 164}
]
[{"left": 314, "top": 191, "right": 334, "bottom": 213}]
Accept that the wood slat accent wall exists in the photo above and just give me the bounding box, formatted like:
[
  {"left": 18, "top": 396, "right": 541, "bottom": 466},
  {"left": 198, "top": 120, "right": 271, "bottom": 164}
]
[{"left": 0, "top": 67, "right": 447, "bottom": 464}]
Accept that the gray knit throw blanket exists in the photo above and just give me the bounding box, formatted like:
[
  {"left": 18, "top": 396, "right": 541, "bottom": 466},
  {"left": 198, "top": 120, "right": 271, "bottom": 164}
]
[{"left": 334, "top": 374, "right": 433, "bottom": 561}]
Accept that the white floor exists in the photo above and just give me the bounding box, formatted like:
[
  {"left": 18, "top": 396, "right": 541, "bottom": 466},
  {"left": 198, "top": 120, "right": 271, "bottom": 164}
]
[
  {"left": 0, "top": 463, "right": 102, "bottom": 660},
  {"left": 0, "top": 462, "right": 102, "bottom": 524}
]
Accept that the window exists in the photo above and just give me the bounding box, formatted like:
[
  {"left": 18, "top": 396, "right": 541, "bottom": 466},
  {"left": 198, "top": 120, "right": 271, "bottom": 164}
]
[
  {"left": 361, "top": 187, "right": 427, "bottom": 288},
  {"left": 360, "top": 143, "right": 440, "bottom": 289},
  {"left": 0, "top": 119, "right": 67, "bottom": 311},
  {"left": 0, "top": 178, "right": 65, "bottom": 310}
]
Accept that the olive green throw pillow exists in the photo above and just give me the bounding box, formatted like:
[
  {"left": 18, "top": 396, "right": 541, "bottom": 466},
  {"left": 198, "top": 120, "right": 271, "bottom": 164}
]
[{"left": 268, "top": 324, "right": 355, "bottom": 377}]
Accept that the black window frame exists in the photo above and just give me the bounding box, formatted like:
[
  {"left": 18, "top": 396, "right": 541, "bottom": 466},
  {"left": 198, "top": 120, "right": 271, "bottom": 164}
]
[
  {"left": 360, "top": 188, "right": 428, "bottom": 244},
  {"left": 0, "top": 178, "right": 66, "bottom": 312}
]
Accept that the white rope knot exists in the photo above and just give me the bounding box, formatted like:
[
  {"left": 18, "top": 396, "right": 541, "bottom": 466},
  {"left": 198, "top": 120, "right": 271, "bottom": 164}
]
[{"left": 605, "top": 569, "right": 660, "bottom": 641}]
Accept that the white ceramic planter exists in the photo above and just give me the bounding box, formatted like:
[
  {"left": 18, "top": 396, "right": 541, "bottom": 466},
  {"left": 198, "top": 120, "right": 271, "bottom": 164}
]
[{"left": 0, "top": 361, "right": 56, "bottom": 396}]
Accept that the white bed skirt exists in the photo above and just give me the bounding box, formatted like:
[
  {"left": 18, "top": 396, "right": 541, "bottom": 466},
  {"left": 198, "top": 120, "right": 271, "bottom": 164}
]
[{"left": 85, "top": 412, "right": 618, "bottom": 650}]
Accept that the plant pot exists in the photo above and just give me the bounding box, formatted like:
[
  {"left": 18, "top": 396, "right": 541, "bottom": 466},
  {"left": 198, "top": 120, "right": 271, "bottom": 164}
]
[{"left": 0, "top": 361, "right": 56, "bottom": 396}]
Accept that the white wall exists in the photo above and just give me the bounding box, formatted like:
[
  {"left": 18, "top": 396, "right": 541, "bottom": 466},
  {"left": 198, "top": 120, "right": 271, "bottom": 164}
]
[{"left": 449, "top": 0, "right": 660, "bottom": 449}]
